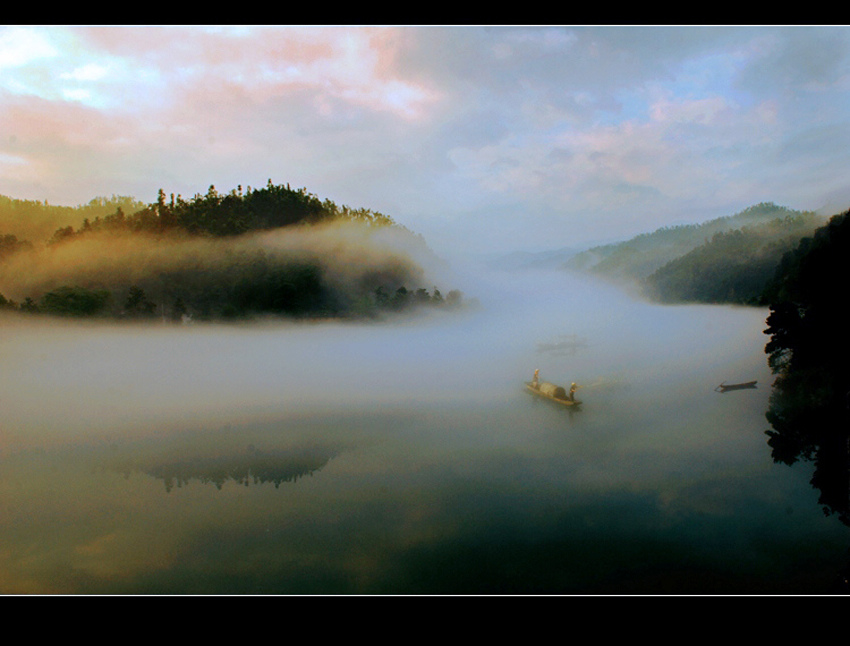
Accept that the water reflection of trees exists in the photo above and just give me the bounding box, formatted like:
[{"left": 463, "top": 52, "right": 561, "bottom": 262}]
[
  {"left": 124, "top": 444, "right": 341, "bottom": 493},
  {"left": 764, "top": 365, "right": 850, "bottom": 526}
]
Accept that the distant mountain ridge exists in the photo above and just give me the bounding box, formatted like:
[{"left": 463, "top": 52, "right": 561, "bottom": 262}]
[
  {"left": 563, "top": 202, "right": 822, "bottom": 283},
  {"left": 644, "top": 210, "right": 826, "bottom": 304},
  {"left": 560, "top": 202, "right": 828, "bottom": 305}
]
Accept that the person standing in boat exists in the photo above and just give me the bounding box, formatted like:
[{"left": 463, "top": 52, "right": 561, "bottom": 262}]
[
  {"left": 532, "top": 369, "right": 540, "bottom": 389},
  {"left": 569, "top": 382, "right": 578, "bottom": 401}
]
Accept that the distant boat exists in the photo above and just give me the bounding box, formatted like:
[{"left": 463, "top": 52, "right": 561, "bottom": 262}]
[
  {"left": 715, "top": 380, "right": 757, "bottom": 393},
  {"left": 525, "top": 381, "right": 582, "bottom": 407}
]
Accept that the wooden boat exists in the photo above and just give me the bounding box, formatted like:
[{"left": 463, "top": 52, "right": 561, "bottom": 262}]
[
  {"left": 715, "top": 380, "right": 757, "bottom": 393},
  {"left": 525, "top": 381, "right": 581, "bottom": 407}
]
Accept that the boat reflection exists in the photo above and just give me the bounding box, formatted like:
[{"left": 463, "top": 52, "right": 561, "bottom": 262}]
[{"left": 536, "top": 334, "right": 589, "bottom": 357}]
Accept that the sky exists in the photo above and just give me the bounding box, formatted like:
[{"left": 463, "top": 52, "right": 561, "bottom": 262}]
[{"left": 2, "top": 25, "right": 850, "bottom": 256}]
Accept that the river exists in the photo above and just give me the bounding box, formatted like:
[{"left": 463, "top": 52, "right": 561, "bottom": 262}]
[{"left": 0, "top": 264, "right": 847, "bottom": 594}]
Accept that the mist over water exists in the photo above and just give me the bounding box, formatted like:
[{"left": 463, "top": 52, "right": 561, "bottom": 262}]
[{"left": 0, "top": 261, "right": 847, "bottom": 594}]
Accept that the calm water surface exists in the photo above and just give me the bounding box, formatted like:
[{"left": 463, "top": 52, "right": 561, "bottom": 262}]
[{"left": 1, "top": 267, "right": 847, "bottom": 594}]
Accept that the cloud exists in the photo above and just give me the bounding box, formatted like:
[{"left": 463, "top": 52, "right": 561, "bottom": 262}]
[
  {"left": 77, "top": 26, "right": 440, "bottom": 121},
  {"left": 0, "top": 26, "right": 57, "bottom": 69},
  {"left": 1, "top": 26, "right": 850, "bottom": 253},
  {"left": 445, "top": 88, "right": 785, "bottom": 223}
]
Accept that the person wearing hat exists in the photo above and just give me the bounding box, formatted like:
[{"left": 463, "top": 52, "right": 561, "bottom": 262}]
[{"left": 569, "top": 382, "right": 578, "bottom": 401}]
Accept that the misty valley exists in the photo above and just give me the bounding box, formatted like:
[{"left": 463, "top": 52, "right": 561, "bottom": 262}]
[{"left": 1, "top": 188, "right": 849, "bottom": 594}]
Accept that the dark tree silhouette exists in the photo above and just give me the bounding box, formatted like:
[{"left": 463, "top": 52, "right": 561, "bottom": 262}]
[
  {"left": 762, "top": 210, "right": 850, "bottom": 526},
  {"left": 124, "top": 285, "right": 157, "bottom": 318},
  {"left": 39, "top": 285, "right": 111, "bottom": 317}
]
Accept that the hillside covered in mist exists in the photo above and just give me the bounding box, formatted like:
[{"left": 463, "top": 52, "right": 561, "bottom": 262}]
[
  {"left": 643, "top": 210, "right": 826, "bottom": 304},
  {"left": 564, "top": 202, "right": 826, "bottom": 305},
  {"left": 0, "top": 182, "right": 462, "bottom": 322},
  {"left": 0, "top": 194, "right": 147, "bottom": 244}
]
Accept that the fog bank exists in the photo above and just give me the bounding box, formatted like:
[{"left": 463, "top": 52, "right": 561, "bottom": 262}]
[{"left": 0, "top": 259, "right": 772, "bottom": 456}]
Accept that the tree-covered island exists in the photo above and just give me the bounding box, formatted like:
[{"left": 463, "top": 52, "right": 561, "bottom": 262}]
[{"left": 0, "top": 181, "right": 463, "bottom": 322}]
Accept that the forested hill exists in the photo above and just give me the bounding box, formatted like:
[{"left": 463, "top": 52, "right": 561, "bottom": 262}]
[
  {"left": 643, "top": 210, "right": 825, "bottom": 304},
  {"left": 45, "top": 181, "right": 400, "bottom": 243},
  {"left": 564, "top": 203, "right": 822, "bottom": 284},
  {"left": 0, "top": 181, "right": 463, "bottom": 322}
]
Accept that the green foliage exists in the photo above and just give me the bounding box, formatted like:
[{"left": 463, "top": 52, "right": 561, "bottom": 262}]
[
  {"left": 391, "top": 286, "right": 409, "bottom": 310},
  {"left": 123, "top": 285, "right": 157, "bottom": 318},
  {"left": 372, "top": 285, "right": 461, "bottom": 315},
  {"left": 762, "top": 210, "right": 850, "bottom": 375},
  {"left": 39, "top": 285, "right": 111, "bottom": 317},
  {"left": 170, "top": 297, "right": 188, "bottom": 323},
  {"left": 643, "top": 213, "right": 824, "bottom": 304},
  {"left": 0, "top": 180, "right": 462, "bottom": 323},
  {"left": 44, "top": 180, "right": 399, "bottom": 242},
  {"left": 230, "top": 263, "right": 326, "bottom": 317},
  {"left": 566, "top": 202, "right": 821, "bottom": 285},
  {"left": 19, "top": 297, "right": 39, "bottom": 313},
  {"left": 0, "top": 233, "right": 33, "bottom": 259}
]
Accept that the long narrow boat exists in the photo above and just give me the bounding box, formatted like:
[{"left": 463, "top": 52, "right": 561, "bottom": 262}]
[
  {"left": 715, "top": 380, "right": 757, "bottom": 393},
  {"left": 525, "top": 381, "right": 582, "bottom": 407}
]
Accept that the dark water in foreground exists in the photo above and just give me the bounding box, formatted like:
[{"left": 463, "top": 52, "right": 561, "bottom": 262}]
[{"left": 1, "top": 268, "right": 847, "bottom": 594}]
